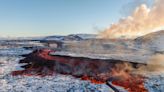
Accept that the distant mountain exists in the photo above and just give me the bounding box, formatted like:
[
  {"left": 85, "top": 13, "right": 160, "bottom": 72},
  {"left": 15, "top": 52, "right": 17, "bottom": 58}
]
[
  {"left": 43, "top": 34, "right": 97, "bottom": 41},
  {"left": 0, "top": 34, "right": 97, "bottom": 41},
  {"left": 0, "top": 36, "right": 45, "bottom": 41},
  {"left": 68, "top": 34, "right": 97, "bottom": 40},
  {"left": 43, "top": 35, "right": 65, "bottom": 41}
]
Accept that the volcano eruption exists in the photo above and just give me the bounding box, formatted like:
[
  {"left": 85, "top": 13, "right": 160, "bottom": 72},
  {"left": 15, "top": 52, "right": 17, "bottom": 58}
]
[{"left": 12, "top": 49, "right": 148, "bottom": 92}]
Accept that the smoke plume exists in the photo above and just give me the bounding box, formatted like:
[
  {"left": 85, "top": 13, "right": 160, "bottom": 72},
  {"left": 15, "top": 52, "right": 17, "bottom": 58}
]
[{"left": 99, "top": 0, "right": 164, "bottom": 39}]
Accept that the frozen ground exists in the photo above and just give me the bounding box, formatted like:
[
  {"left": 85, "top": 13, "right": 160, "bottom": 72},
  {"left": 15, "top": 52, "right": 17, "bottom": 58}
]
[
  {"left": 145, "top": 75, "right": 164, "bottom": 92},
  {"left": 0, "top": 42, "right": 164, "bottom": 92},
  {"left": 52, "top": 50, "right": 153, "bottom": 64}
]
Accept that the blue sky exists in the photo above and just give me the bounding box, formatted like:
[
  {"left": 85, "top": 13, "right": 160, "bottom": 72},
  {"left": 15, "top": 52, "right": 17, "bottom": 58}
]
[{"left": 0, "top": 0, "right": 151, "bottom": 37}]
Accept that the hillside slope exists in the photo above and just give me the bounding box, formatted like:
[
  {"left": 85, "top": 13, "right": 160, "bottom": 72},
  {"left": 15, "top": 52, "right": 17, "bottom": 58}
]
[{"left": 135, "top": 30, "right": 164, "bottom": 52}]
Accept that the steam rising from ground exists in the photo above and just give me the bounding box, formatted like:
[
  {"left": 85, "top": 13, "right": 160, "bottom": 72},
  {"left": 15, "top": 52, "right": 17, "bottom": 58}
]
[
  {"left": 138, "top": 54, "right": 164, "bottom": 74},
  {"left": 99, "top": 0, "right": 164, "bottom": 39},
  {"left": 112, "top": 54, "right": 164, "bottom": 78}
]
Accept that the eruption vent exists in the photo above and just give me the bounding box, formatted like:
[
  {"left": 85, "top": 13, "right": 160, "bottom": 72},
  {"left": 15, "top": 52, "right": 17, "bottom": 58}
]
[
  {"left": 99, "top": 0, "right": 164, "bottom": 39},
  {"left": 12, "top": 49, "right": 148, "bottom": 92}
]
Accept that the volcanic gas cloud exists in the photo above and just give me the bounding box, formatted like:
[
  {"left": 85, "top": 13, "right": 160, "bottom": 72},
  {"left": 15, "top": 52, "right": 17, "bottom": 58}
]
[{"left": 99, "top": 0, "right": 164, "bottom": 39}]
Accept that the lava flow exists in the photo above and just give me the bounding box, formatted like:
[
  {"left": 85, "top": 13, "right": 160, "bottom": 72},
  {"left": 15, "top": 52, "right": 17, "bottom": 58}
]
[{"left": 12, "top": 49, "right": 148, "bottom": 92}]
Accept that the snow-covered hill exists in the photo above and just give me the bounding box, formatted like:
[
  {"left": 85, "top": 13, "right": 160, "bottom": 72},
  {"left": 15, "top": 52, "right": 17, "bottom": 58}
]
[
  {"left": 68, "top": 34, "right": 97, "bottom": 40},
  {"left": 43, "top": 34, "right": 97, "bottom": 41},
  {"left": 135, "top": 30, "right": 164, "bottom": 52}
]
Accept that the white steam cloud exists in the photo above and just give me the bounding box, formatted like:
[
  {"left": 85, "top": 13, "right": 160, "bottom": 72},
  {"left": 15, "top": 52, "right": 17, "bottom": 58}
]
[{"left": 99, "top": 0, "right": 164, "bottom": 39}]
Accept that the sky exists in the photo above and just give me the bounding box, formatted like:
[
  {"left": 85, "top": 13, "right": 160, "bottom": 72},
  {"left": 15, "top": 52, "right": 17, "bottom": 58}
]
[{"left": 0, "top": 0, "right": 151, "bottom": 37}]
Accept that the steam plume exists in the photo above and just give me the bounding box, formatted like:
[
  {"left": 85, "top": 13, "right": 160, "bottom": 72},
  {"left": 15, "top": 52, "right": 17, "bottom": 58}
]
[
  {"left": 112, "top": 54, "right": 164, "bottom": 76},
  {"left": 99, "top": 0, "right": 164, "bottom": 39},
  {"left": 141, "top": 54, "right": 164, "bottom": 73}
]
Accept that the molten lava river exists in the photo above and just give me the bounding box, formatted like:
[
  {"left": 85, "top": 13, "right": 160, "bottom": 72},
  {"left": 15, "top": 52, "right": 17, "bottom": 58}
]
[{"left": 12, "top": 49, "right": 148, "bottom": 92}]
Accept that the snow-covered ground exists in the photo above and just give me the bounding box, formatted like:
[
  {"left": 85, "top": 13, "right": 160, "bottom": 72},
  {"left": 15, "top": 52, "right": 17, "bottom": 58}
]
[
  {"left": 0, "top": 47, "right": 115, "bottom": 92},
  {"left": 0, "top": 43, "right": 163, "bottom": 92},
  {"left": 145, "top": 75, "right": 164, "bottom": 92},
  {"left": 52, "top": 50, "right": 153, "bottom": 64}
]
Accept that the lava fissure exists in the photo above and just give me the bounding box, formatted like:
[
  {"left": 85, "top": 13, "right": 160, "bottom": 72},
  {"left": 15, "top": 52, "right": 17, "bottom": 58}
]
[{"left": 12, "top": 49, "right": 148, "bottom": 92}]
